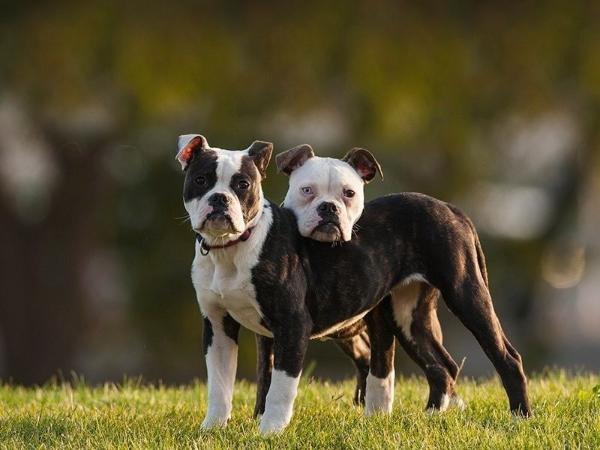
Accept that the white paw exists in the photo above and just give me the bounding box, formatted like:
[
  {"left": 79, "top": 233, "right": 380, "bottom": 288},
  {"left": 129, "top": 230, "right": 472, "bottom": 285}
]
[
  {"left": 259, "top": 413, "right": 290, "bottom": 435},
  {"left": 366, "top": 402, "right": 393, "bottom": 416},
  {"left": 365, "top": 372, "right": 394, "bottom": 416},
  {"left": 258, "top": 370, "right": 299, "bottom": 435},
  {"left": 201, "top": 413, "right": 229, "bottom": 429},
  {"left": 426, "top": 394, "right": 465, "bottom": 414},
  {"left": 449, "top": 395, "right": 466, "bottom": 410},
  {"left": 427, "top": 394, "right": 450, "bottom": 414}
]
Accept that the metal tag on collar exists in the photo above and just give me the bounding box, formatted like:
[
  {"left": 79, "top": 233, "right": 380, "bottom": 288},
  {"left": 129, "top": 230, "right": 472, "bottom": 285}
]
[{"left": 196, "top": 235, "right": 210, "bottom": 256}]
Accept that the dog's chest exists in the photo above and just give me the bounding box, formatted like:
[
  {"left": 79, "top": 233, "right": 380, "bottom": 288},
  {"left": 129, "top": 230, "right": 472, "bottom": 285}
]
[{"left": 192, "top": 257, "right": 272, "bottom": 337}]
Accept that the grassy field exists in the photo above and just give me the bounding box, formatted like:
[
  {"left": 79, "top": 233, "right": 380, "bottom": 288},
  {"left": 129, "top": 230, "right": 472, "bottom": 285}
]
[{"left": 0, "top": 371, "right": 598, "bottom": 449}]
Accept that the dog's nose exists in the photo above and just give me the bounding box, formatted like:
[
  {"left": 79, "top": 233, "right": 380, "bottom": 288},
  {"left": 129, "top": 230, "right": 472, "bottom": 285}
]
[
  {"left": 318, "top": 202, "right": 338, "bottom": 214},
  {"left": 208, "top": 193, "right": 230, "bottom": 208}
]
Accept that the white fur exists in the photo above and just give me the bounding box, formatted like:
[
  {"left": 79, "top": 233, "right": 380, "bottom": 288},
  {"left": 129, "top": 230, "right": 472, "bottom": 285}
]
[
  {"left": 449, "top": 395, "right": 466, "bottom": 410},
  {"left": 282, "top": 157, "right": 365, "bottom": 242},
  {"left": 259, "top": 370, "right": 301, "bottom": 434},
  {"left": 201, "top": 309, "right": 238, "bottom": 429},
  {"left": 390, "top": 274, "right": 427, "bottom": 340},
  {"left": 439, "top": 393, "right": 450, "bottom": 411},
  {"left": 365, "top": 370, "right": 395, "bottom": 415}
]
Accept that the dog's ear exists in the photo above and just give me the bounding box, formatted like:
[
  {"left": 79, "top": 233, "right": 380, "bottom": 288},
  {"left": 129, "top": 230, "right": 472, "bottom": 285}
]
[
  {"left": 176, "top": 134, "right": 209, "bottom": 170},
  {"left": 247, "top": 140, "right": 273, "bottom": 179},
  {"left": 342, "top": 148, "right": 383, "bottom": 184},
  {"left": 275, "top": 144, "right": 315, "bottom": 176}
]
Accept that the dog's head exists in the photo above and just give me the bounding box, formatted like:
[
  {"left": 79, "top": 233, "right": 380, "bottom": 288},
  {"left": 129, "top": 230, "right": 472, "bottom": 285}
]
[
  {"left": 276, "top": 145, "right": 382, "bottom": 242},
  {"left": 176, "top": 134, "right": 272, "bottom": 241}
]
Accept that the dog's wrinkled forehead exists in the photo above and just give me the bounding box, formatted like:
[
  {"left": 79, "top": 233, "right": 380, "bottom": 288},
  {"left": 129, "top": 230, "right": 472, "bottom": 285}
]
[
  {"left": 276, "top": 144, "right": 383, "bottom": 185},
  {"left": 292, "top": 157, "right": 363, "bottom": 187}
]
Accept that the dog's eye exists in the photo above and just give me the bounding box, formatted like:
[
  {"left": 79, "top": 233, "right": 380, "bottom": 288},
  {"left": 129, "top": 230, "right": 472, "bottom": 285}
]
[
  {"left": 195, "top": 176, "right": 207, "bottom": 186},
  {"left": 344, "top": 189, "right": 355, "bottom": 198},
  {"left": 238, "top": 180, "right": 250, "bottom": 190},
  {"left": 301, "top": 186, "right": 313, "bottom": 195}
]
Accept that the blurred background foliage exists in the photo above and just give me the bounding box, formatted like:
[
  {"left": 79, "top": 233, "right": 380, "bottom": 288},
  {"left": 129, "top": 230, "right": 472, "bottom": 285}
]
[{"left": 1, "top": 1, "right": 599, "bottom": 385}]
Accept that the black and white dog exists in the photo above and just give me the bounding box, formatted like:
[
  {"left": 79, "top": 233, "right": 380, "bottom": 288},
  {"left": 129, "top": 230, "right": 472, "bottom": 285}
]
[{"left": 176, "top": 135, "right": 530, "bottom": 434}]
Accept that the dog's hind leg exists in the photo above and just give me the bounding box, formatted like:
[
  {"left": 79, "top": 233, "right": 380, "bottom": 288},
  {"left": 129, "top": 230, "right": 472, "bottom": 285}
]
[
  {"left": 433, "top": 232, "right": 530, "bottom": 416},
  {"left": 253, "top": 334, "right": 273, "bottom": 418},
  {"left": 431, "top": 207, "right": 530, "bottom": 415},
  {"left": 334, "top": 331, "right": 371, "bottom": 406},
  {"left": 385, "top": 282, "right": 462, "bottom": 411},
  {"left": 441, "top": 276, "right": 530, "bottom": 415},
  {"left": 364, "top": 300, "right": 396, "bottom": 415}
]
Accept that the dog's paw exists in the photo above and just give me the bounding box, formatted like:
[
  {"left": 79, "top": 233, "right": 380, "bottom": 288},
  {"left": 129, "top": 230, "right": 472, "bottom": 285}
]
[
  {"left": 449, "top": 394, "right": 466, "bottom": 411},
  {"left": 426, "top": 393, "right": 451, "bottom": 414},
  {"left": 201, "top": 413, "right": 229, "bottom": 430},
  {"left": 426, "top": 393, "right": 466, "bottom": 414},
  {"left": 259, "top": 413, "right": 290, "bottom": 435},
  {"left": 364, "top": 372, "right": 394, "bottom": 416}
]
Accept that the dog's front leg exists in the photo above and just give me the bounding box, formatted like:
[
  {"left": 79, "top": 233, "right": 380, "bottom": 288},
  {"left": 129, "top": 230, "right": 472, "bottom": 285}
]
[
  {"left": 201, "top": 310, "right": 240, "bottom": 429},
  {"left": 259, "top": 322, "right": 310, "bottom": 435}
]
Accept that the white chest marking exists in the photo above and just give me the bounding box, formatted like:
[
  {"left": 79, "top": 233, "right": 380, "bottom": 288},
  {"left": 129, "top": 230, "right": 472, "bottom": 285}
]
[{"left": 192, "top": 206, "right": 274, "bottom": 337}]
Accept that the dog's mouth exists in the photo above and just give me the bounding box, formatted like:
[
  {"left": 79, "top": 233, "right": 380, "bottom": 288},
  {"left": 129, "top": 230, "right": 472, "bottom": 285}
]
[
  {"left": 200, "top": 212, "right": 237, "bottom": 234},
  {"left": 311, "top": 220, "right": 343, "bottom": 242}
]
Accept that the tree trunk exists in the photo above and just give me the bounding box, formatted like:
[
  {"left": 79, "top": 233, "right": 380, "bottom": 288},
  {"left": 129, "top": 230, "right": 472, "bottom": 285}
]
[{"left": 0, "top": 130, "right": 111, "bottom": 385}]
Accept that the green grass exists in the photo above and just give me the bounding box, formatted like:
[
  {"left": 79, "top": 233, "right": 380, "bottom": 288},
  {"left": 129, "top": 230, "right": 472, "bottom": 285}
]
[{"left": 0, "top": 372, "right": 598, "bottom": 449}]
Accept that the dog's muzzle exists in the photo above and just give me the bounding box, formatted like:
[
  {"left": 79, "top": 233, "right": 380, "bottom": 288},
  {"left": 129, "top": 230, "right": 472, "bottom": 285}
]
[
  {"left": 312, "top": 201, "right": 343, "bottom": 241},
  {"left": 201, "top": 211, "right": 236, "bottom": 234},
  {"left": 312, "top": 219, "right": 343, "bottom": 242}
]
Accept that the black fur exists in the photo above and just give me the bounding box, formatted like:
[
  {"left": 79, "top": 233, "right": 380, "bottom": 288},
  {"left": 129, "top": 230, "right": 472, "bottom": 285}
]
[
  {"left": 254, "top": 335, "right": 273, "bottom": 417},
  {"left": 183, "top": 150, "right": 219, "bottom": 202},
  {"left": 333, "top": 329, "right": 371, "bottom": 405},
  {"left": 202, "top": 318, "right": 213, "bottom": 356},
  {"left": 222, "top": 314, "right": 240, "bottom": 344}
]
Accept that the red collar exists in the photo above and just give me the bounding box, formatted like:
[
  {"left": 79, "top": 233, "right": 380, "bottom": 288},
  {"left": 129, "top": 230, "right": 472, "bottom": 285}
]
[{"left": 196, "top": 227, "right": 254, "bottom": 256}]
